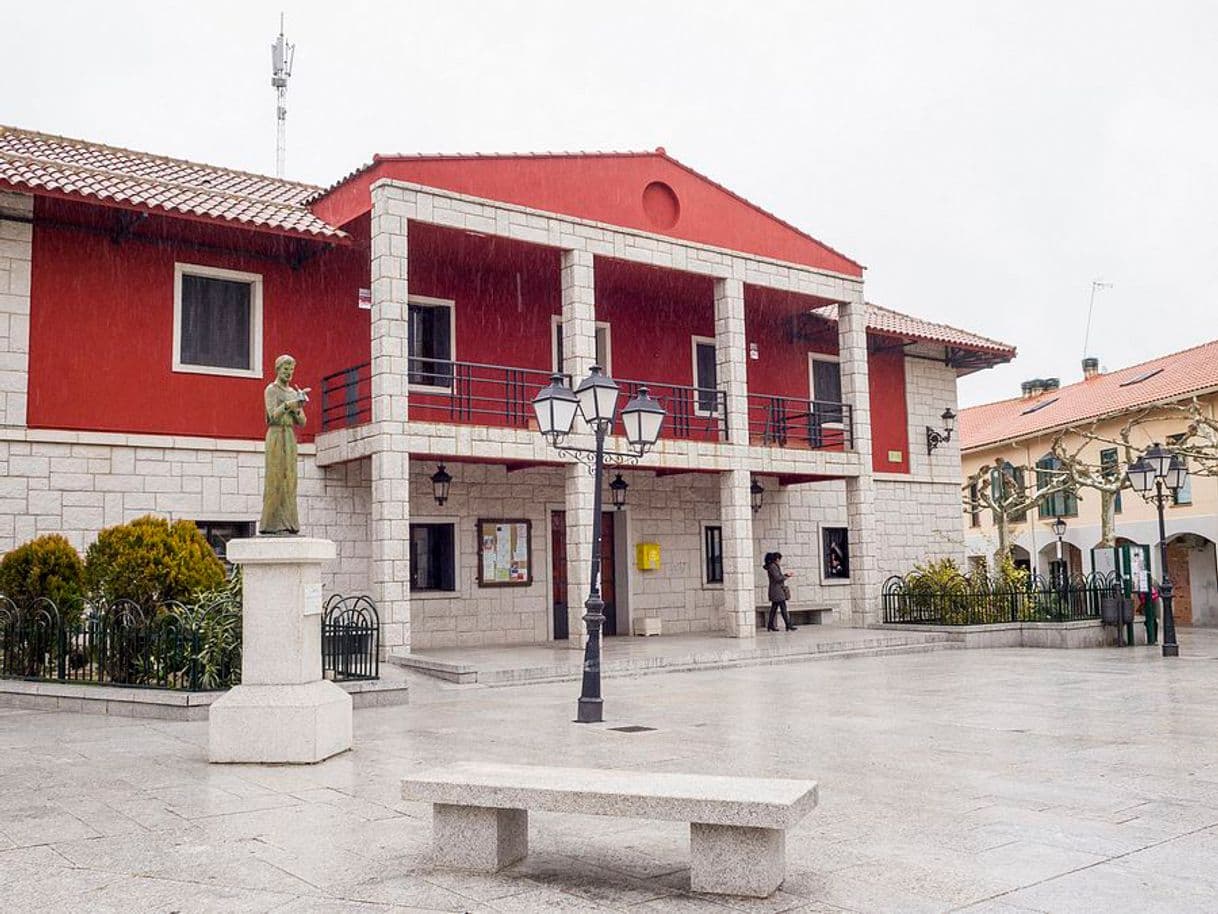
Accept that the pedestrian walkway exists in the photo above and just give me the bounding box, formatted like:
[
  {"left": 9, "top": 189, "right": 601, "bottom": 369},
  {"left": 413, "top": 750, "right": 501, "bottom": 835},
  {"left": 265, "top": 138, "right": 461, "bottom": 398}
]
[{"left": 392, "top": 626, "right": 960, "bottom": 684}]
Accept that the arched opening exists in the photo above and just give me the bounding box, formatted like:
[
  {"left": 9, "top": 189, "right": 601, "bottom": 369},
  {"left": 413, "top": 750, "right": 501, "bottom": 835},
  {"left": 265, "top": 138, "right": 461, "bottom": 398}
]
[
  {"left": 1038, "top": 540, "right": 1083, "bottom": 586},
  {"left": 1165, "top": 533, "right": 1218, "bottom": 627},
  {"left": 1010, "top": 544, "right": 1032, "bottom": 575}
]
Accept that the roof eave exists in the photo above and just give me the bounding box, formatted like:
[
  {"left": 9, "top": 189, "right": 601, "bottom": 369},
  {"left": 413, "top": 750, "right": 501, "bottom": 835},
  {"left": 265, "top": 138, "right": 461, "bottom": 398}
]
[{"left": 0, "top": 179, "right": 350, "bottom": 244}]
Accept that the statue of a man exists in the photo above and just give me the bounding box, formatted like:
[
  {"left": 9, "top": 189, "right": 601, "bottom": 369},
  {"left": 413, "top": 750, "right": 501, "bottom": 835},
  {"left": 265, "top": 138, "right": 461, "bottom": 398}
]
[{"left": 260, "top": 354, "right": 309, "bottom": 535}]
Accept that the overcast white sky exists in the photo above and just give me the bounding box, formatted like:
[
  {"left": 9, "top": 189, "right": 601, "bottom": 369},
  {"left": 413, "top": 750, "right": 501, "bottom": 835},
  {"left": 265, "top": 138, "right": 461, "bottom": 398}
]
[{"left": 3, "top": 1, "right": 1214, "bottom": 406}]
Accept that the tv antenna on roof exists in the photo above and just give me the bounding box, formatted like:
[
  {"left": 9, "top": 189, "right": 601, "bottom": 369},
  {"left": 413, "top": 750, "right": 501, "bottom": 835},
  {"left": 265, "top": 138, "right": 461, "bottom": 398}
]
[
  {"left": 1081, "top": 279, "right": 1113, "bottom": 359},
  {"left": 271, "top": 13, "right": 295, "bottom": 178}
]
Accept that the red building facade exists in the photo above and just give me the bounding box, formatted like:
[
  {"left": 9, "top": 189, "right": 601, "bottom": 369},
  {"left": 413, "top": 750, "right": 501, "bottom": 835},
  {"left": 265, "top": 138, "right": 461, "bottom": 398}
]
[{"left": 0, "top": 126, "right": 1014, "bottom": 652}]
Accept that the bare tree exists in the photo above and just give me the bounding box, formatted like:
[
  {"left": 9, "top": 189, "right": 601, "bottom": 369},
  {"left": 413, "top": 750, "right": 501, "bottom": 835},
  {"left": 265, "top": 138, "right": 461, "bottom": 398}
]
[{"left": 964, "top": 459, "right": 1072, "bottom": 566}]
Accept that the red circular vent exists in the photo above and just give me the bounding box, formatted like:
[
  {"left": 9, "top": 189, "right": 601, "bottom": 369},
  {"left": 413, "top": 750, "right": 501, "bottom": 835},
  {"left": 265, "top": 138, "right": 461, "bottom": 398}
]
[{"left": 642, "top": 181, "right": 680, "bottom": 229}]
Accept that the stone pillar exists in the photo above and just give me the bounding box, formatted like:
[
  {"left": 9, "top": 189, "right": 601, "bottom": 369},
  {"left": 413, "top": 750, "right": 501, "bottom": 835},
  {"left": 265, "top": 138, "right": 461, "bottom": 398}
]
[
  {"left": 560, "top": 249, "right": 596, "bottom": 381},
  {"left": 370, "top": 183, "right": 412, "bottom": 652},
  {"left": 720, "top": 469, "right": 756, "bottom": 638},
  {"left": 0, "top": 192, "right": 33, "bottom": 429},
  {"left": 838, "top": 296, "right": 879, "bottom": 627},
  {"left": 209, "top": 537, "right": 352, "bottom": 764},
  {"left": 561, "top": 249, "right": 598, "bottom": 649},
  {"left": 564, "top": 464, "right": 595, "bottom": 649},
  {"left": 713, "top": 278, "right": 749, "bottom": 444}
]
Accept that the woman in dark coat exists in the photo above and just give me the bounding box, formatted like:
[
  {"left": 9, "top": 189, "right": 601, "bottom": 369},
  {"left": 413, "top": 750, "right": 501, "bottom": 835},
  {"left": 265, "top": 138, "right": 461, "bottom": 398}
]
[{"left": 763, "top": 552, "right": 797, "bottom": 631}]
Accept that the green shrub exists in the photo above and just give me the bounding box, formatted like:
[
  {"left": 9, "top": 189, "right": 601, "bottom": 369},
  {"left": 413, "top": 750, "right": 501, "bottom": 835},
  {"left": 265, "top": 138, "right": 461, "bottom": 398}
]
[
  {"left": 169, "top": 571, "right": 243, "bottom": 689},
  {"left": 0, "top": 534, "right": 86, "bottom": 625},
  {"left": 84, "top": 515, "right": 225, "bottom": 611}
]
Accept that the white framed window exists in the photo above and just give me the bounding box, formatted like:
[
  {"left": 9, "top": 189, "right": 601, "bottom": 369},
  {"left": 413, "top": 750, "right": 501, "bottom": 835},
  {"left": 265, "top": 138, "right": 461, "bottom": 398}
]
[
  {"left": 408, "top": 295, "right": 456, "bottom": 393},
  {"left": 691, "top": 336, "right": 719, "bottom": 416},
  {"left": 700, "top": 521, "right": 724, "bottom": 587},
  {"left": 807, "top": 353, "right": 842, "bottom": 404},
  {"left": 552, "top": 315, "right": 612, "bottom": 375},
  {"left": 173, "top": 263, "right": 263, "bottom": 378}
]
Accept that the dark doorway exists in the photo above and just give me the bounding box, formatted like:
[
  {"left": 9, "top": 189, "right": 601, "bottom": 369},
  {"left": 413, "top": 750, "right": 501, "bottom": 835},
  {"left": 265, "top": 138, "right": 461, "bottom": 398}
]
[
  {"left": 550, "top": 510, "right": 618, "bottom": 639},
  {"left": 551, "top": 510, "right": 568, "bottom": 640}
]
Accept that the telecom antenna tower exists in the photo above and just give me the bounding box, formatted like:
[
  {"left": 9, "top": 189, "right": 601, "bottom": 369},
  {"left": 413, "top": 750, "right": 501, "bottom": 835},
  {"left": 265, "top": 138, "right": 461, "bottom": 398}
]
[{"left": 271, "top": 14, "right": 295, "bottom": 178}]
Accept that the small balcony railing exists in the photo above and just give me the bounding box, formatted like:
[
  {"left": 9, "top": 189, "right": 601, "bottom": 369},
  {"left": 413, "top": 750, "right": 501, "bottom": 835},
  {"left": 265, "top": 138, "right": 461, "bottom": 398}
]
[
  {"left": 319, "top": 359, "right": 731, "bottom": 443},
  {"left": 320, "top": 362, "right": 372, "bottom": 432},
  {"left": 747, "top": 394, "right": 853, "bottom": 451},
  {"left": 615, "top": 379, "right": 728, "bottom": 443}
]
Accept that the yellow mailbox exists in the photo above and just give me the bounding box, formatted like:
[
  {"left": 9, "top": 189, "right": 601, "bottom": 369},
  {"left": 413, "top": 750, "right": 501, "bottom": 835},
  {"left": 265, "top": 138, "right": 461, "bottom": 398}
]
[{"left": 635, "top": 542, "right": 661, "bottom": 571}]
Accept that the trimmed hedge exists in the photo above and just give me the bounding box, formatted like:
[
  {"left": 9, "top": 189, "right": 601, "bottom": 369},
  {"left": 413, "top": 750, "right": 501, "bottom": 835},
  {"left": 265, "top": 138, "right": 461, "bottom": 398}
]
[
  {"left": 0, "top": 534, "right": 86, "bottom": 625},
  {"left": 84, "top": 515, "right": 225, "bottom": 611}
]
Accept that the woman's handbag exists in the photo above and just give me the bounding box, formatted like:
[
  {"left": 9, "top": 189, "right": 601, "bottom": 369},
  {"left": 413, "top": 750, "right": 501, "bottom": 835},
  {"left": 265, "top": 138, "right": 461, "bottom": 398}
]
[{"left": 781, "top": 583, "right": 791, "bottom": 601}]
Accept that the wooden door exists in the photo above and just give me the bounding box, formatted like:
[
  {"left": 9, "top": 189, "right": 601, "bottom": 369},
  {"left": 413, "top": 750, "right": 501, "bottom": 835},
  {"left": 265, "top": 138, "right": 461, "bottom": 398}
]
[
  {"left": 1167, "top": 541, "right": 1193, "bottom": 625},
  {"left": 551, "top": 510, "right": 618, "bottom": 638},
  {"left": 600, "top": 512, "right": 617, "bottom": 636},
  {"left": 551, "top": 511, "right": 568, "bottom": 640}
]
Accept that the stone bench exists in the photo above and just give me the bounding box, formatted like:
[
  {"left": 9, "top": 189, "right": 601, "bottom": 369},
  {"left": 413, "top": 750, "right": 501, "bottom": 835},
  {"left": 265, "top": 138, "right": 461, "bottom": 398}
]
[
  {"left": 755, "top": 605, "right": 833, "bottom": 628},
  {"left": 401, "top": 761, "right": 818, "bottom": 898}
]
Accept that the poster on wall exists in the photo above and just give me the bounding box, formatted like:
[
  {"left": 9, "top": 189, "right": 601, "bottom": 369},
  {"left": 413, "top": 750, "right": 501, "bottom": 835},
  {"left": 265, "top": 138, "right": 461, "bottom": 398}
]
[
  {"left": 821, "top": 526, "right": 850, "bottom": 582},
  {"left": 477, "top": 519, "right": 532, "bottom": 587}
]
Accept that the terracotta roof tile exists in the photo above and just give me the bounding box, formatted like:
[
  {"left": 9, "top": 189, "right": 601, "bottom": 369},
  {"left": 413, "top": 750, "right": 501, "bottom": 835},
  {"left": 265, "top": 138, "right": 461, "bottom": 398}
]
[
  {"left": 959, "top": 339, "right": 1218, "bottom": 451},
  {"left": 808, "top": 302, "right": 1016, "bottom": 369},
  {"left": 0, "top": 126, "right": 344, "bottom": 240}
]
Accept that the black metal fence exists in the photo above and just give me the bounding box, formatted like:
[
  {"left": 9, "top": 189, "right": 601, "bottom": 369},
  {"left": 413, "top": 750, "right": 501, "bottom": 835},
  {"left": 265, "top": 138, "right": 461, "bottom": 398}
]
[
  {"left": 1, "top": 591, "right": 382, "bottom": 691},
  {"left": 321, "top": 594, "right": 380, "bottom": 681},
  {"left": 882, "top": 571, "right": 1120, "bottom": 625},
  {"left": 0, "top": 597, "right": 240, "bottom": 691}
]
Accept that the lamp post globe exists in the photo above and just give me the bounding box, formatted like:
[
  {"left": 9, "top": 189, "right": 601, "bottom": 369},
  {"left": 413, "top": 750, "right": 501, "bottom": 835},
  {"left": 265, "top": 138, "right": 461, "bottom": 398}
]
[
  {"left": 1144, "top": 442, "right": 1173, "bottom": 479},
  {"left": 620, "top": 386, "right": 666, "bottom": 450},
  {"left": 1126, "top": 456, "right": 1155, "bottom": 495},
  {"left": 430, "top": 463, "right": 452, "bottom": 506},
  {"left": 575, "top": 365, "right": 620, "bottom": 429},
  {"left": 1165, "top": 455, "right": 1189, "bottom": 492},
  {"left": 750, "top": 479, "right": 765, "bottom": 514},
  {"left": 532, "top": 374, "right": 579, "bottom": 443},
  {"left": 1051, "top": 517, "right": 1066, "bottom": 540},
  {"left": 941, "top": 408, "right": 956, "bottom": 434}
]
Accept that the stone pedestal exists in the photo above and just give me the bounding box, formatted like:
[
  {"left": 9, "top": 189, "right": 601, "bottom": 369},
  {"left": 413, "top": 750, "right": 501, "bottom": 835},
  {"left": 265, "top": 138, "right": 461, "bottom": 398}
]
[{"left": 209, "top": 537, "right": 352, "bottom": 764}]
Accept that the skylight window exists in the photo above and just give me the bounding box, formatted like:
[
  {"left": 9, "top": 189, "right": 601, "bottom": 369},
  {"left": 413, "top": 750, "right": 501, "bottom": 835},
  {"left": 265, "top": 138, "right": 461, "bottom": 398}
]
[
  {"left": 1020, "top": 397, "right": 1059, "bottom": 415},
  {"left": 1119, "top": 368, "right": 1164, "bottom": 387}
]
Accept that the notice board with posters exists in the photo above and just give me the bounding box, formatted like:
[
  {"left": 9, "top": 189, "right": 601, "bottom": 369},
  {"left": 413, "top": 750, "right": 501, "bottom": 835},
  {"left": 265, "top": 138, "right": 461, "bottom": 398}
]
[{"left": 477, "top": 519, "right": 533, "bottom": 587}]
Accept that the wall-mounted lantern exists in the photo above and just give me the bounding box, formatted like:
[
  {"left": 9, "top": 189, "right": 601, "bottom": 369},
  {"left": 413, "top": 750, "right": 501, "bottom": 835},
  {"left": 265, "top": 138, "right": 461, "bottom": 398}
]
[
  {"left": 609, "top": 473, "right": 629, "bottom": 510},
  {"left": 926, "top": 408, "right": 957, "bottom": 455},
  {"left": 750, "top": 479, "right": 765, "bottom": 514},
  {"left": 430, "top": 463, "right": 453, "bottom": 506}
]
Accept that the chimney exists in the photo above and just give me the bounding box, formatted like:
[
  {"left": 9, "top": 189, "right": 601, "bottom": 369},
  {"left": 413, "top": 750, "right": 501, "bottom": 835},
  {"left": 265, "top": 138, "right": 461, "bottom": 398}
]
[
  {"left": 1043, "top": 378, "right": 1060, "bottom": 392},
  {"left": 1020, "top": 380, "right": 1036, "bottom": 399},
  {"left": 1082, "top": 357, "right": 1100, "bottom": 380},
  {"left": 1020, "top": 378, "right": 1057, "bottom": 399}
]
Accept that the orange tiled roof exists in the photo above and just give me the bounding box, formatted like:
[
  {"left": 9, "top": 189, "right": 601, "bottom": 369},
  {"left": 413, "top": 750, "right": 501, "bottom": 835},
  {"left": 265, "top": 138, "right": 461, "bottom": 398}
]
[
  {"left": 0, "top": 125, "right": 344, "bottom": 240},
  {"left": 810, "top": 302, "right": 1016, "bottom": 371},
  {"left": 959, "top": 338, "right": 1218, "bottom": 451}
]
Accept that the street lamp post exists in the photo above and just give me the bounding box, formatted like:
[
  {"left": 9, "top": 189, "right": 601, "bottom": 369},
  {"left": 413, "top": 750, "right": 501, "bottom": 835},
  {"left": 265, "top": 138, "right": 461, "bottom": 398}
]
[
  {"left": 1126, "top": 443, "right": 1189, "bottom": 657},
  {"left": 1050, "top": 516, "right": 1067, "bottom": 589},
  {"left": 532, "top": 367, "right": 665, "bottom": 722}
]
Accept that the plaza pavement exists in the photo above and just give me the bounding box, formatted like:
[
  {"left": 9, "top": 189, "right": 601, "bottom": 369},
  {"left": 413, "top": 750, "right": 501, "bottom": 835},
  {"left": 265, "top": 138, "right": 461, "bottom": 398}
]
[{"left": 1, "top": 631, "right": 1217, "bottom": 913}]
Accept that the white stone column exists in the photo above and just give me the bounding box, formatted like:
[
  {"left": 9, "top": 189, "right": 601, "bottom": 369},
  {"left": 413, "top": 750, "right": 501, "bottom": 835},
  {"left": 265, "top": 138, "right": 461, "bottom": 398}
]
[
  {"left": 0, "top": 192, "right": 33, "bottom": 429},
  {"left": 560, "top": 249, "right": 598, "bottom": 649},
  {"left": 713, "top": 278, "right": 749, "bottom": 445},
  {"left": 369, "top": 183, "right": 413, "bottom": 653},
  {"left": 209, "top": 537, "right": 352, "bottom": 764},
  {"left": 564, "top": 464, "right": 595, "bottom": 649},
  {"left": 838, "top": 295, "right": 880, "bottom": 627},
  {"left": 720, "top": 469, "right": 756, "bottom": 638}
]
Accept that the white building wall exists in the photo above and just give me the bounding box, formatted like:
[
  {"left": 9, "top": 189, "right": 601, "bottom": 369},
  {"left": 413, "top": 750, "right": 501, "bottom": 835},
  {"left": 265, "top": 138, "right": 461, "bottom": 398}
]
[{"left": 0, "top": 432, "right": 370, "bottom": 597}]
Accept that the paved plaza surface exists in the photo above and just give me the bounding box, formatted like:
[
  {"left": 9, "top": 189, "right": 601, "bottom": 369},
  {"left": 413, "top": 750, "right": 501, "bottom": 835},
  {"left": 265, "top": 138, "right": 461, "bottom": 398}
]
[{"left": 1, "top": 632, "right": 1217, "bottom": 913}]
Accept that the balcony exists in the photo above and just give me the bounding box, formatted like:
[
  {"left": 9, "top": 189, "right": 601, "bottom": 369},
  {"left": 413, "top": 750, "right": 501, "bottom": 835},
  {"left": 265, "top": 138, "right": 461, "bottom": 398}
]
[
  {"left": 319, "top": 359, "right": 729, "bottom": 443},
  {"left": 747, "top": 393, "right": 853, "bottom": 451}
]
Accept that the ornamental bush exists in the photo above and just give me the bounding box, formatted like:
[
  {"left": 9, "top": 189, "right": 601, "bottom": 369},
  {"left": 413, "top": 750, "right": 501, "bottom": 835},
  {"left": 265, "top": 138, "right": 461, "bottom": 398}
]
[
  {"left": 84, "top": 515, "right": 225, "bottom": 611},
  {"left": 0, "top": 534, "right": 86, "bottom": 625}
]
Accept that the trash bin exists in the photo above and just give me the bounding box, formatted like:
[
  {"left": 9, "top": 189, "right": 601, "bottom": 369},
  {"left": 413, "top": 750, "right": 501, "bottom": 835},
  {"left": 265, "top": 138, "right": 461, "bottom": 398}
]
[{"left": 1100, "top": 597, "right": 1120, "bottom": 625}]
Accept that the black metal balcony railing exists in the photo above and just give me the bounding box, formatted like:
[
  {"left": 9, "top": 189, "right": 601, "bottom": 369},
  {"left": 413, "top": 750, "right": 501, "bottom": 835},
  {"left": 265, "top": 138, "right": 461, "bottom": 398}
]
[
  {"left": 616, "top": 379, "right": 728, "bottom": 443},
  {"left": 747, "top": 394, "right": 853, "bottom": 450},
  {"left": 320, "top": 362, "right": 372, "bottom": 431},
  {"left": 320, "top": 360, "right": 731, "bottom": 442}
]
